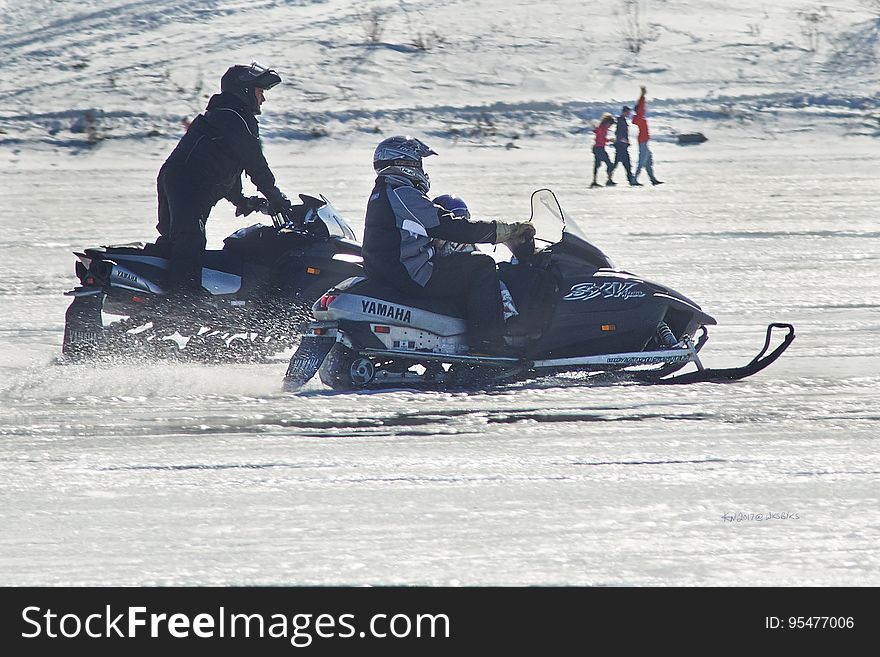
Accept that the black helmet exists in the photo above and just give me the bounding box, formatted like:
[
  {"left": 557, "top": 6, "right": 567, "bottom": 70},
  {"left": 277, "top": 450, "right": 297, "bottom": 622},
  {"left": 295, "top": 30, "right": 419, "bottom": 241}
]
[
  {"left": 220, "top": 62, "right": 281, "bottom": 113},
  {"left": 372, "top": 135, "right": 437, "bottom": 193}
]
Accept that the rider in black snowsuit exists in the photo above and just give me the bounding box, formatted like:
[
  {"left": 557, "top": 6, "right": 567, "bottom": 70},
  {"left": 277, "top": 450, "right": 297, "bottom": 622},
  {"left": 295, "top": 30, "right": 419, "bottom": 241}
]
[
  {"left": 155, "top": 63, "right": 292, "bottom": 291},
  {"left": 362, "top": 136, "right": 534, "bottom": 353}
]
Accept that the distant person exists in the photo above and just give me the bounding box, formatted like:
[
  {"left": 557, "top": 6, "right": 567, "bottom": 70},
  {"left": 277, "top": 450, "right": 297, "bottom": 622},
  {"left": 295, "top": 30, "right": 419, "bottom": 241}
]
[
  {"left": 632, "top": 86, "right": 663, "bottom": 186},
  {"left": 590, "top": 112, "right": 616, "bottom": 188},
  {"left": 154, "top": 63, "right": 294, "bottom": 295},
  {"left": 609, "top": 105, "right": 637, "bottom": 186}
]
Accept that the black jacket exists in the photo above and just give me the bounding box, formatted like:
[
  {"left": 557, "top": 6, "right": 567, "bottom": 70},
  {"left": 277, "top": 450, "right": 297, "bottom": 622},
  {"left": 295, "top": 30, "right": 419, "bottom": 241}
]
[
  {"left": 363, "top": 174, "right": 497, "bottom": 287},
  {"left": 160, "top": 93, "right": 286, "bottom": 209},
  {"left": 615, "top": 113, "right": 630, "bottom": 145}
]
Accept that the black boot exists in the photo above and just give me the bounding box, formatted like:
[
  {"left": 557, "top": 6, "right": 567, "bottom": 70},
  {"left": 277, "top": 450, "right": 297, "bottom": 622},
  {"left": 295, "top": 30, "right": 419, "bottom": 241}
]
[{"left": 162, "top": 260, "right": 208, "bottom": 313}]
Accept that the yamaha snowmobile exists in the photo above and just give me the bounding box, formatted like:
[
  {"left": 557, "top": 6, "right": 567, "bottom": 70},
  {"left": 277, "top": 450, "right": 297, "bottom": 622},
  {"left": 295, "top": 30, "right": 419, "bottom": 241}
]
[
  {"left": 62, "top": 194, "right": 364, "bottom": 362},
  {"left": 282, "top": 189, "right": 794, "bottom": 391}
]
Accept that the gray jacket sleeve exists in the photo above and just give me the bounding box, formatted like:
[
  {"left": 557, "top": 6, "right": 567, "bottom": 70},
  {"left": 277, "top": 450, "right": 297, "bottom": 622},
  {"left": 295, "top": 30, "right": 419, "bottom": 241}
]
[{"left": 389, "top": 186, "right": 496, "bottom": 243}]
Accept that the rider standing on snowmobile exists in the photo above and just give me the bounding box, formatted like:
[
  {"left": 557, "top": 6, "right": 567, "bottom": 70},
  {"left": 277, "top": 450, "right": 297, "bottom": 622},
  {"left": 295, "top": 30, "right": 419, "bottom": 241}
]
[
  {"left": 155, "top": 63, "right": 293, "bottom": 292},
  {"left": 362, "top": 135, "right": 534, "bottom": 354}
]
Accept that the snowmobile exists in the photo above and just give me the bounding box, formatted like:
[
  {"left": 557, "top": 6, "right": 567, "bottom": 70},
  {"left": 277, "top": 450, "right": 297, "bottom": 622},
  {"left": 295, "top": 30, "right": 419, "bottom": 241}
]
[
  {"left": 62, "top": 194, "right": 364, "bottom": 362},
  {"left": 282, "top": 189, "right": 795, "bottom": 391}
]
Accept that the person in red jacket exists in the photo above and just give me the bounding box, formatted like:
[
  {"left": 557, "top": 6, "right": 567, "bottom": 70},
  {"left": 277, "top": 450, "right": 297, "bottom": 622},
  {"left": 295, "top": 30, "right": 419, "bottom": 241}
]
[
  {"left": 632, "top": 86, "right": 664, "bottom": 186},
  {"left": 590, "top": 112, "right": 616, "bottom": 188}
]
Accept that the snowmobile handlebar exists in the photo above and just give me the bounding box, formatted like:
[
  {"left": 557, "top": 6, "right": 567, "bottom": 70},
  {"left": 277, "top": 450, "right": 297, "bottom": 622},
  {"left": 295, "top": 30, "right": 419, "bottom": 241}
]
[
  {"left": 269, "top": 205, "right": 314, "bottom": 234},
  {"left": 270, "top": 210, "right": 302, "bottom": 231},
  {"left": 234, "top": 198, "right": 304, "bottom": 230},
  {"left": 235, "top": 198, "right": 306, "bottom": 231}
]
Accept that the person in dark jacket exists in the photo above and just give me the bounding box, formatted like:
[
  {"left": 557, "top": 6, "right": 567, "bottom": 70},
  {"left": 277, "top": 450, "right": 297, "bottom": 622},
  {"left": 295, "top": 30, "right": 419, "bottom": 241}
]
[
  {"left": 362, "top": 135, "right": 534, "bottom": 353},
  {"left": 632, "top": 86, "right": 663, "bottom": 186},
  {"left": 609, "top": 105, "right": 639, "bottom": 186},
  {"left": 154, "top": 63, "right": 293, "bottom": 292}
]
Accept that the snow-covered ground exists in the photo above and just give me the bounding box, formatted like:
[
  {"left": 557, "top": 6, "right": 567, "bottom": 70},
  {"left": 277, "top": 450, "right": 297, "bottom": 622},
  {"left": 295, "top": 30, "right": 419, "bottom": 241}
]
[
  {"left": 1, "top": 0, "right": 878, "bottom": 585},
  {"left": 2, "top": 0, "right": 878, "bottom": 147}
]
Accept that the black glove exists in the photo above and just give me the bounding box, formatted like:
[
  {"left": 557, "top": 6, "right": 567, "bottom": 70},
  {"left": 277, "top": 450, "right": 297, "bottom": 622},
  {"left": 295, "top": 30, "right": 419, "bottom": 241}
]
[
  {"left": 235, "top": 196, "right": 268, "bottom": 217},
  {"left": 267, "top": 193, "right": 292, "bottom": 216}
]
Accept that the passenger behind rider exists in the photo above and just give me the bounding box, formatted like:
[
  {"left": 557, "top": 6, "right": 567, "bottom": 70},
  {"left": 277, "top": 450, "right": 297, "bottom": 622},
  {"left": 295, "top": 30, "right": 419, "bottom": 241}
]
[
  {"left": 154, "top": 63, "right": 294, "bottom": 295},
  {"left": 432, "top": 193, "right": 527, "bottom": 323},
  {"left": 429, "top": 194, "right": 477, "bottom": 257},
  {"left": 362, "top": 136, "right": 535, "bottom": 354}
]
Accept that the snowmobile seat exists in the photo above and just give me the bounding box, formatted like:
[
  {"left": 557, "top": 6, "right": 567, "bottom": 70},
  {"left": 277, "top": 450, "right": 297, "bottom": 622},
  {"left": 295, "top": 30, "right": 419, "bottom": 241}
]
[
  {"left": 346, "top": 278, "right": 466, "bottom": 318},
  {"left": 86, "top": 242, "right": 167, "bottom": 257}
]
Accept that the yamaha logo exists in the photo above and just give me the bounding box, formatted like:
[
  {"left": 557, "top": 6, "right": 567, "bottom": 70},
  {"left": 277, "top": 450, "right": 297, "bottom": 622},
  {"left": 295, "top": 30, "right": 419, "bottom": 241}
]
[{"left": 361, "top": 300, "right": 412, "bottom": 323}]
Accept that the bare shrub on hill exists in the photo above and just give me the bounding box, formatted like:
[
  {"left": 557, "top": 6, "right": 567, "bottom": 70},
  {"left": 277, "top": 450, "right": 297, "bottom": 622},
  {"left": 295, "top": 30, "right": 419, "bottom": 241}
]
[
  {"left": 398, "top": 1, "right": 445, "bottom": 51},
  {"left": 797, "top": 6, "right": 832, "bottom": 52},
  {"left": 359, "top": 7, "right": 386, "bottom": 44},
  {"left": 617, "top": 0, "right": 647, "bottom": 54}
]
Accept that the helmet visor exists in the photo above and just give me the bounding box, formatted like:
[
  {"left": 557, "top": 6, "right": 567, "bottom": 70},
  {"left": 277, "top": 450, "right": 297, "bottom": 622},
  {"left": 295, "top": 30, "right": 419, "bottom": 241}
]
[{"left": 246, "top": 62, "right": 281, "bottom": 90}]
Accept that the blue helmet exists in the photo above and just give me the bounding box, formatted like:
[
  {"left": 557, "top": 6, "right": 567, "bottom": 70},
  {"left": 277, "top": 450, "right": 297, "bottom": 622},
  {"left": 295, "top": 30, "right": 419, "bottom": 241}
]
[
  {"left": 373, "top": 135, "right": 437, "bottom": 193},
  {"left": 221, "top": 62, "right": 281, "bottom": 114},
  {"left": 432, "top": 194, "right": 470, "bottom": 220}
]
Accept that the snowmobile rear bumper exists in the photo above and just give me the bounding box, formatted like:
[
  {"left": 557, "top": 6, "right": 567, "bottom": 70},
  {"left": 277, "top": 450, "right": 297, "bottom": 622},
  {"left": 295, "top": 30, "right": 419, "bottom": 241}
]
[
  {"left": 61, "top": 292, "right": 104, "bottom": 359},
  {"left": 282, "top": 334, "right": 337, "bottom": 391}
]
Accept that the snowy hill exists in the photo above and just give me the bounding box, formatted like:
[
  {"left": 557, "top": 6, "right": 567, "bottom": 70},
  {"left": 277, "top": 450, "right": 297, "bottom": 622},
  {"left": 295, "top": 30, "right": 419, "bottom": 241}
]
[{"left": 1, "top": 0, "right": 878, "bottom": 150}]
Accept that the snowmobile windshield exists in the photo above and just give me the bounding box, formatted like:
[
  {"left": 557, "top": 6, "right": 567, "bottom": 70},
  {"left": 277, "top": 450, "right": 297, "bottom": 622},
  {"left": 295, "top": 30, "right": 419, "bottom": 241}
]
[
  {"left": 527, "top": 189, "right": 614, "bottom": 268},
  {"left": 315, "top": 196, "right": 357, "bottom": 241},
  {"left": 528, "top": 188, "right": 589, "bottom": 243}
]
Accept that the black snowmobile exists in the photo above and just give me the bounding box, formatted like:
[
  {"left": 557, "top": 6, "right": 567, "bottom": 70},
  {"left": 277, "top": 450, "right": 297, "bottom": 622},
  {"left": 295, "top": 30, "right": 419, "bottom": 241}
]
[
  {"left": 282, "top": 189, "right": 795, "bottom": 390},
  {"left": 62, "top": 194, "right": 364, "bottom": 362}
]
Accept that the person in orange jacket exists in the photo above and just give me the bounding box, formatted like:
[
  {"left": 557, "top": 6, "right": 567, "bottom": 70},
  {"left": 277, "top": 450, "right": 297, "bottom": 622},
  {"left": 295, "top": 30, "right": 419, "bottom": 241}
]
[
  {"left": 590, "top": 112, "right": 616, "bottom": 188},
  {"left": 632, "top": 86, "right": 664, "bottom": 186}
]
